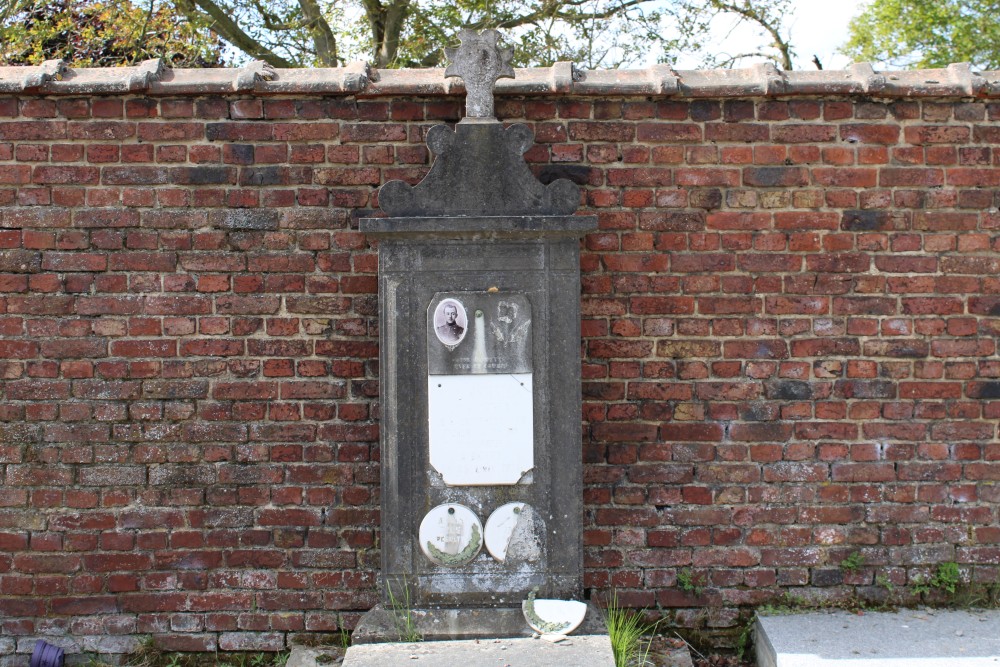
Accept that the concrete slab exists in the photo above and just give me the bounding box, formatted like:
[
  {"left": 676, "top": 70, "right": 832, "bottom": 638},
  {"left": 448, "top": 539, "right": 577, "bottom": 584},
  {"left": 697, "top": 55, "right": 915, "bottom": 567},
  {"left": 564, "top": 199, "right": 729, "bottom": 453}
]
[
  {"left": 339, "top": 634, "right": 615, "bottom": 667},
  {"left": 351, "top": 603, "right": 607, "bottom": 643},
  {"left": 756, "top": 608, "right": 1000, "bottom": 667}
]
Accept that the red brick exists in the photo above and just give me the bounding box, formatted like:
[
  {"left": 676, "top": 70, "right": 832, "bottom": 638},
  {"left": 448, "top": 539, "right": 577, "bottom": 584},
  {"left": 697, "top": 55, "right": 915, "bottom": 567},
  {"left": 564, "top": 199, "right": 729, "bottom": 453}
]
[
  {"left": 0, "top": 94, "right": 998, "bottom": 641},
  {"left": 840, "top": 124, "right": 900, "bottom": 144}
]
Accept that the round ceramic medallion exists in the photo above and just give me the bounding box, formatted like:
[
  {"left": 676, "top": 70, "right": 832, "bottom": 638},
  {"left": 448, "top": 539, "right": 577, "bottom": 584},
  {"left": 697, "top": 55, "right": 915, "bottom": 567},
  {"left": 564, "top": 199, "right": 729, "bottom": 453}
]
[
  {"left": 418, "top": 503, "right": 483, "bottom": 567},
  {"left": 484, "top": 502, "right": 527, "bottom": 562}
]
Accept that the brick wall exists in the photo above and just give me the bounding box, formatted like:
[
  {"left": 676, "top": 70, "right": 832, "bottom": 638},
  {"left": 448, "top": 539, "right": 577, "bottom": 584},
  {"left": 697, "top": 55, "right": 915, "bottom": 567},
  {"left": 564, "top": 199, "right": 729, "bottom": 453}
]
[{"left": 1, "top": 90, "right": 999, "bottom": 658}]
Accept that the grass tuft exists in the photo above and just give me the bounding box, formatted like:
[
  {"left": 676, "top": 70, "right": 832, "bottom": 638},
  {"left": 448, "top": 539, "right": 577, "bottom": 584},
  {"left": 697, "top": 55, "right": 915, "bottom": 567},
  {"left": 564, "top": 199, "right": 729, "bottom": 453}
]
[
  {"left": 386, "top": 577, "right": 421, "bottom": 643},
  {"left": 603, "top": 591, "right": 658, "bottom": 667}
]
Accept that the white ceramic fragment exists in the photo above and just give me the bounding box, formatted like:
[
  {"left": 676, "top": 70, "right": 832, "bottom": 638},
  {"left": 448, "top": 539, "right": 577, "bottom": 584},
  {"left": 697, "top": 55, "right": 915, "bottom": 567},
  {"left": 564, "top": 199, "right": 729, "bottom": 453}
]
[{"left": 522, "top": 597, "right": 588, "bottom": 636}]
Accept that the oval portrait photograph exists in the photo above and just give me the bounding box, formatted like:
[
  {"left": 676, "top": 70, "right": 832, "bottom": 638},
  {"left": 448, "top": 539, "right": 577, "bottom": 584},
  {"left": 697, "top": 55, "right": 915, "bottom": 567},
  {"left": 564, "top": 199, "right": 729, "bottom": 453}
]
[{"left": 433, "top": 298, "right": 468, "bottom": 347}]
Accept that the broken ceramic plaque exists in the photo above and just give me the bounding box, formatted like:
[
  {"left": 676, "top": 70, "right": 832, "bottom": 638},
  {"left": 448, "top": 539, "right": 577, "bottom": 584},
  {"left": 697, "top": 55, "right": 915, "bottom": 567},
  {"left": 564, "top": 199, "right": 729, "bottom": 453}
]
[
  {"left": 428, "top": 373, "right": 533, "bottom": 485},
  {"left": 522, "top": 593, "right": 588, "bottom": 635},
  {"left": 484, "top": 502, "right": 541, "bottom": 562},
  {"left": 418, "top": 503, "right": 483, "bottom": 567}
]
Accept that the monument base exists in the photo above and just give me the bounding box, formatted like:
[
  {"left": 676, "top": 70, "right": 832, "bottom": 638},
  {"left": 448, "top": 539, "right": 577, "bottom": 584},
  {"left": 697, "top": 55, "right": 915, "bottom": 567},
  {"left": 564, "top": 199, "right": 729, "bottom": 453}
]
[{"left": 351, "top": 603, "right": 607, "bottom": 644}]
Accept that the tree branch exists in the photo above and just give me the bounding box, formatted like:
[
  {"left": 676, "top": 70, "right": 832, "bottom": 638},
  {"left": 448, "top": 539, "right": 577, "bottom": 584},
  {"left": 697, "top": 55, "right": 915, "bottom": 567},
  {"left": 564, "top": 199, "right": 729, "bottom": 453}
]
[
  {"left": 711, "top": 0, "right": 793, "bottom": 69},
  {"left": 714, "top": 50, "right": 778, "bottom": 68},
  {"left": 465, "top": 0, "right": 652, "bottom": 32},
  {"left": 176, "top": 0, "right": 296, "bottom": 67},
  {"left": 0, "top": 0, "right": 27, "bottom": 25},
  {"left": 247, "top": 0, "right": 308, "bottom": 32}
]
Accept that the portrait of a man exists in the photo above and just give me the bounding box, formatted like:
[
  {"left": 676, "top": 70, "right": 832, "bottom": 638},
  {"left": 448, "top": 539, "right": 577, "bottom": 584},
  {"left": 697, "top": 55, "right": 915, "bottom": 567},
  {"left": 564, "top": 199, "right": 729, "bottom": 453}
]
[{"left": 434, "top": 299, "right": 467, "bottom": 346}]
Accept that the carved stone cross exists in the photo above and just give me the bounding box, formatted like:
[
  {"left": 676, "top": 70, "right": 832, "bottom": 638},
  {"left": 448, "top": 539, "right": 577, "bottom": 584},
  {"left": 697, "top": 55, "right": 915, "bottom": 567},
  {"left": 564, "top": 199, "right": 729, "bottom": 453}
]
[{"left": 444, "top": 29, "right": 515, "bottom": 120}]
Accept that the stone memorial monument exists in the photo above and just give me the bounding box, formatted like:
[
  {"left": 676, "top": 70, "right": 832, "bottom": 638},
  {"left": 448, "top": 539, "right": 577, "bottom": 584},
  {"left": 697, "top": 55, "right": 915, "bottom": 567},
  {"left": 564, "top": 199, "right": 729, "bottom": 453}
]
[{"left": 355, "top": 29, "right": 598, "bottom": 642}]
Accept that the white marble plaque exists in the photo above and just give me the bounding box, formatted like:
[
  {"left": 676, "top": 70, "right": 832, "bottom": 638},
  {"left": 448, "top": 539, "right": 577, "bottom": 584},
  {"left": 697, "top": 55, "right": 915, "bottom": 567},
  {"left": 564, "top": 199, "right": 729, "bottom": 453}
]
[
  {"left": 428, "top": 373, "right": 533, "bottom": 485},
  {"left": 418, "top": 503, "right": 483, "bottom": 567}
]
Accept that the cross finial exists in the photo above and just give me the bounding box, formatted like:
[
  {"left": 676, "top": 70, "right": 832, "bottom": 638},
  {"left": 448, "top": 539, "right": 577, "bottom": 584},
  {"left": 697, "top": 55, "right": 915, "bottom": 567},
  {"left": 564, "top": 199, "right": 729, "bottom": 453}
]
[{"left": 444, "top": 29, "right": 515, "bottom": 120}]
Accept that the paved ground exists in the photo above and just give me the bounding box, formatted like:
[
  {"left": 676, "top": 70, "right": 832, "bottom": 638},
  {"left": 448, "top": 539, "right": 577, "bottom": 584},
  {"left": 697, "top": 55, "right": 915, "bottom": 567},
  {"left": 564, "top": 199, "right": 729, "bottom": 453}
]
[
  {"left": 343, "top": 635, "right": 615, "bottom": 666},
  {"left": 289, "top": 635, "right": 615, "bottom": 667},
  {"left": 756, "top": 608, "right": 1000, "bottom": 666}
]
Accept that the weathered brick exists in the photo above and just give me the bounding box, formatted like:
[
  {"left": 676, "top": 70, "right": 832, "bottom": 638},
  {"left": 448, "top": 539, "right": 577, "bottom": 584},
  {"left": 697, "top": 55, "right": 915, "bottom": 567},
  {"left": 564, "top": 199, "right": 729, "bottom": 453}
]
[{"left": 0, "top": 91, "right": 998, "bottom": 651}]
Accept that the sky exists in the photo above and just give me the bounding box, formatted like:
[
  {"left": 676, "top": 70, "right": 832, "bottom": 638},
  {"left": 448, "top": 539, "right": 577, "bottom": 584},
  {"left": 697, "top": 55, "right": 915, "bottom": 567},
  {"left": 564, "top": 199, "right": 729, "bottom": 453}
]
[
  {"left": 673, "top": 0, "right": 870, "bottom": 71},
  {"left": 216, "top": 0, "right": 874, "bottom": 71}
]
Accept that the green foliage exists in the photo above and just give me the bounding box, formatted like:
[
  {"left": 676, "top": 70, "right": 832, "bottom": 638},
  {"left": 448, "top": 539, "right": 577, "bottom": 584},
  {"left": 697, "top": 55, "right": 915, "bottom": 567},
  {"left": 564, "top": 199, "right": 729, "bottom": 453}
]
[
  {"left": 0, "top": 0, "right": 223, "bottom": 66},
  {"left": 166, "top": 0, "right": 791, "bottom": 69},
  {"left": 910, "top": 575, "right": 931, "bottom": 596},
  {"left": 875, "top": 573, "right": 895, "bottom": 593},
  {"left": 386, "top": 577, "right": 421, "bottom": 643},
  {"left": 909, "top": 562, "right": 1000, "bottom": 608},
  {"left": 83, "top": 658, "right": 115, "bottom": 667},
  {"left": 757, "top": 589, "right": 890, "bottom": 616},
  {"left": 2, "top": 0, "right": 795, "bottom": 70},
  {"left": 840, "top": 552, "right": 865, "bottom": 573},
  {"left": 912, "top": 562, "right": 963, "bottom": 597},
  {"left": 735, "top": 613, "right": 755, "bottom": 660},
  {"left": 602, "top": 591, "right": 658, "bottom": 667},
  {"left": 370, "top": 0, "right": 653, "bottom": 68},
  {"left": 843, "top": 0, "right": 1000, "bottom": 70},
  {"left": 677, "top": 568, "right": 705, "bottom": 596},
  {"left": 929, "top": 562, "right": 962, "bottom": 594},
  {"left": 965, "top": 580, "right": 1000, "bottom": 608}
]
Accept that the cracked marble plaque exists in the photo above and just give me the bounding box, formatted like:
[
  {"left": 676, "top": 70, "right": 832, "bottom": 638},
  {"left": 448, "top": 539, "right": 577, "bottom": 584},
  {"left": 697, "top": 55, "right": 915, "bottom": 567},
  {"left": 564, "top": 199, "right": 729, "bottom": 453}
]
[
  {"left": 484, "top": 502, "right": 542, "bottom": 563},
  {"left": 418, "top": 503, "right": 483, "bottom": 567}
]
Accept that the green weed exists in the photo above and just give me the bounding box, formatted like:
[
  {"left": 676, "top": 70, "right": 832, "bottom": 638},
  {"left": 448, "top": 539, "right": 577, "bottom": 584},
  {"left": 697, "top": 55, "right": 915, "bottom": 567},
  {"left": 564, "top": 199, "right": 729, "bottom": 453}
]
[
  {"left": 929, "top": 562, "right": 961, "bottom": 594},
  {"left": 676, "top": 568, "right": 704, "bottom": 597},
  {"left": 386, "top": 577, "right": 421, "bottom": 643},
  {"left": 875, "top": 573, "right": 895, "bottom": 593},
  {"left": 124, "top": 637, "right": 160, "bottom": 667},
  {"left": 603, "top": 591, "right": 658, "bottom": 667},
  {"left": 965, "top": 580, "right": 1000, "bottom": 608},
  {"left": 840, "top": 552, "right": 865, "bottom": 572},
  {"left": 735, "top": 613, "right": 755, "bottom": 661},
  {"left": 909, "top": 562, "right": 1000, "bottom": 608}
]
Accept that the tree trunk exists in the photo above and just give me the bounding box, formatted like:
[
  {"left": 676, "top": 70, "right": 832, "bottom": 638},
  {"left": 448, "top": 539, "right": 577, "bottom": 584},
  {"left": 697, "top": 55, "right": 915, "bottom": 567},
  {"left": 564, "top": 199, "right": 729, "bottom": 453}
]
[
  {"left": 176, "top": 0, "right": 295, "bottom": 67},
  {"left": 362, "top": 0, "right": 411, "bottom": 67},
  {"left": 298, "top": 0, "right": 338, "bottom": 65}
]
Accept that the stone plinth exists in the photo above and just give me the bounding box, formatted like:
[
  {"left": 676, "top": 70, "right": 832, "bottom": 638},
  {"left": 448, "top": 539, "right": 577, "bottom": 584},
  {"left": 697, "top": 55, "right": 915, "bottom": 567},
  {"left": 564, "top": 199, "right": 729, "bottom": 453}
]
[{"left": 359, "top": 213, "right": 596, "bottom": 614}]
